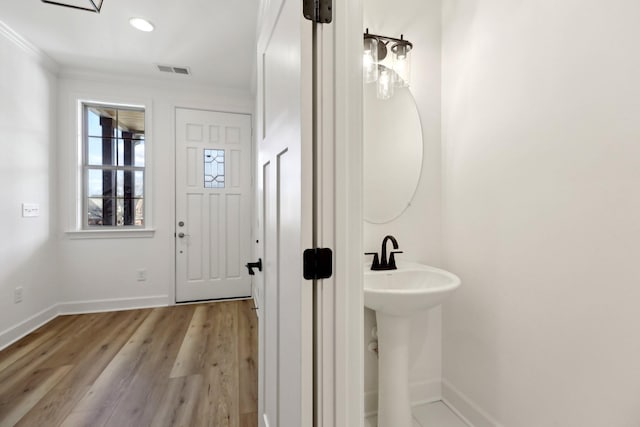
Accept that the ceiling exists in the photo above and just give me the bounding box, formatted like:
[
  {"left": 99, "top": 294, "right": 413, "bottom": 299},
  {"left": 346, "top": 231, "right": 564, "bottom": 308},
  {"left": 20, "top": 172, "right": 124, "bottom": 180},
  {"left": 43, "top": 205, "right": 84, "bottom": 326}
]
[{"left": 0, "top": 0, "right": 258, "bottom": 90}]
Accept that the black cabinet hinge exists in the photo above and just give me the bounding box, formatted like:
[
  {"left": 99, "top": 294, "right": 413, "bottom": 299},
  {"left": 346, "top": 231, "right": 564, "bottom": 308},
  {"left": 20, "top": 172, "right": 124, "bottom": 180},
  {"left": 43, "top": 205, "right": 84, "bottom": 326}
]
[
  {"left": 303, "top": 0, "right": 332, "bottom": 23},
  {"left": 303, "top": 248, "right": 333, "bottom": 280}
]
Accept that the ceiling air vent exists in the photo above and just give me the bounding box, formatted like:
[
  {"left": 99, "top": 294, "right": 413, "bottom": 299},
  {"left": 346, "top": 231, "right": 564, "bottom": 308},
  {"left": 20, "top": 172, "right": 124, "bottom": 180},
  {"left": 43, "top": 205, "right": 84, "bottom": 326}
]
[{"left": 156, "top": 64, "right": 191, "bottom": 75}]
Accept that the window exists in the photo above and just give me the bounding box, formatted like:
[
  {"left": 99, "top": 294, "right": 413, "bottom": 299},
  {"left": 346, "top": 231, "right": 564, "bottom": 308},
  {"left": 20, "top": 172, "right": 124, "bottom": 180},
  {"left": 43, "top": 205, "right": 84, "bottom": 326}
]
[
  {"left": 204, "top": 148, "right": 225, "bottom": 188},
  {"left": 82, "top": 103, "right": 146, "bottom": 228}
]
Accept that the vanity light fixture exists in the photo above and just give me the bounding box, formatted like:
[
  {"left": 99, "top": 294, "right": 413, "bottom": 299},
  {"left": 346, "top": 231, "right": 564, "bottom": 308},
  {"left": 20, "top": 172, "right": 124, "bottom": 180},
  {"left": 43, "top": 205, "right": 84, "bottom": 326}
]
[
  {"left": 129, "top": 17, "right": 155, "bottom": 32},
  {"left": 41, "top": 0, "right": 103, "bottom": 13},
  {"left": 363, "top": 29, "right": 413, "bottom": 99}
]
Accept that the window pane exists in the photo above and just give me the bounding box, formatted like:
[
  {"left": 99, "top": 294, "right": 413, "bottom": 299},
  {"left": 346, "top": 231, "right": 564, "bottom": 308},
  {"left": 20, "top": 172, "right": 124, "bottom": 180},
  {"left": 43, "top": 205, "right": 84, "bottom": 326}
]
[
  {"left": 116, "top": 198, "right": 124, "bottom": 226},
  {"left": 117, "top": 170, "right": 124, "bottom": 197},
  {"left": 135, "top": 171, "right": 144, "bottom": 197},
  {"left": 118, "top": 197, "right": 142, "bottom": 226},
  {"left": 87, "top": 169, "right": 115, "bottom": 197},
  {"left": 134, "top": 139, "right": 145, "bottom": 166},
  {"left": 117, "top": 137, "right": 144, "bottom": 166},
  {"left": 135, "top": 199, "right": 144, "bottom": 226},
  {"left": 87, "top": 137, "right": 116, "bottom": 166},
  {"left": 87, "top": 198, "right": 103, "bottom": 226},
  {"left": 87, "top": 107, "right": 117, "bottom": 137},
  {"left": 117, "top": 109, "right": 145, "bottom": 135},
  {"left": 204, "top": 149, "right": 225, "bottom": 188}
]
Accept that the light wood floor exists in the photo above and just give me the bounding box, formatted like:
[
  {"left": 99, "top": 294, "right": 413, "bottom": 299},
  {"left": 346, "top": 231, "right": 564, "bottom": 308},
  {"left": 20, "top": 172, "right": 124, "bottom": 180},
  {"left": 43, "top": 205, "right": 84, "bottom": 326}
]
[{"left": 0, "top": 300, "right": 258, "bottom": 427}]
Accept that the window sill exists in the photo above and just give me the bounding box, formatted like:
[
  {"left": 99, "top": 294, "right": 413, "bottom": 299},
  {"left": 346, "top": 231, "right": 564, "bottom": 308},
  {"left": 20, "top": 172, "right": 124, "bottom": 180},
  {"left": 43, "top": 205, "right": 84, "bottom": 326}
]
[{"left": 65, "top": 229, "right": 156, "bottom": 240}]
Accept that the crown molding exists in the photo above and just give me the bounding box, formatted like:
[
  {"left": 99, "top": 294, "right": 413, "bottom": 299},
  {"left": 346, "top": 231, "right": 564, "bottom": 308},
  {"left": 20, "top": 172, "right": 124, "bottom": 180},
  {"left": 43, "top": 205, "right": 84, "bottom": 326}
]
[{"left": 0, "top": 19, "right": 59, "bottom": 74}]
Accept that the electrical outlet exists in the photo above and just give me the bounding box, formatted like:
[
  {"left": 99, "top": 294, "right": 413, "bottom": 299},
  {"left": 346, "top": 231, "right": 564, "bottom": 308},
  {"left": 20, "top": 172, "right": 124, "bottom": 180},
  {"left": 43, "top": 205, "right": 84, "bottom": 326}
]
[
  {"left": 136, "top": 269, "right": 147, "bottom": 282},
  {"left": 14, "top": 287, "right": 23, "bottom": 303}
]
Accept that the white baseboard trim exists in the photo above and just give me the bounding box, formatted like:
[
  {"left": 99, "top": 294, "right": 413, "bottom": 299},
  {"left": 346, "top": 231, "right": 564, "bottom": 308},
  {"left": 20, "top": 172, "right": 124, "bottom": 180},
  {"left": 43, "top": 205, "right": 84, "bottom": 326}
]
[
  {"left": 1, "top": 295, "right": 171, "bottom": 351},
  {"left": 442, "top": 379, "right": 503, "bottom": 427},
  {"left": 58, "top": 295, "right": 170, "bottom": 315},
  {"left": 0, "top": 304, "right": 59, "bottom": 351},
  {"left": 364, "top": 379, "right": 441, "bottom": 417}
]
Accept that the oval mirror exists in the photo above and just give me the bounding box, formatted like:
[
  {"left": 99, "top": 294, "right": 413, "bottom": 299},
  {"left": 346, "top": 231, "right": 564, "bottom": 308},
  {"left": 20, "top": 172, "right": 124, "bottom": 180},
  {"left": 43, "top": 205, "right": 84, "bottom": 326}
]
[{"left": 363, "top": 84, "right": 423, "bottom": 223}]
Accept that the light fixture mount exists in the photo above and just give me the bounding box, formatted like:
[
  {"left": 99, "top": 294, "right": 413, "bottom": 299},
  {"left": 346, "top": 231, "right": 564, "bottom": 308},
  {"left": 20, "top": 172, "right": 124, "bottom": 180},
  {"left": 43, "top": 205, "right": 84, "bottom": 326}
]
[
  {"left": 364, "top": 29, "right": 413, "bottom": 58},
  {"left": 363, "top": 29, "right": 414, "bottom": 99},
  {"left": 41, "top": 0, "right": 104, "bottom": 13}
]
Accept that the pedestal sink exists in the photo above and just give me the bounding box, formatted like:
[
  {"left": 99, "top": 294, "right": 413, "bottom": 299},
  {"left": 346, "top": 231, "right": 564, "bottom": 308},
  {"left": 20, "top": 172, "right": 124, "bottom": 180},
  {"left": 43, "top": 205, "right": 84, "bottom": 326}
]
[{"left": 364, "top": 261, "right": 461, "bottom": 427}]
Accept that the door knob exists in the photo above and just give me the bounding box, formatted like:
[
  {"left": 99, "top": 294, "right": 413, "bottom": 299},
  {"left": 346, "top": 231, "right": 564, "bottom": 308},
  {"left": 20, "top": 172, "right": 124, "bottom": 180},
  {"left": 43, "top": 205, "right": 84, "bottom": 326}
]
[
  {"left": 178, "top": 232, "right": 189, "bottom": 238},
  {"left": 246, "top": 259, "right": 262, "bottom": 275}
]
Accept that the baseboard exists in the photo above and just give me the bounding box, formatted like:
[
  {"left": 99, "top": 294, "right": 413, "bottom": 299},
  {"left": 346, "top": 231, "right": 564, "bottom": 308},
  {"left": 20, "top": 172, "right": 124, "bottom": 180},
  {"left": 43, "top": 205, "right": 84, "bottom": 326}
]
[
  {"left": 442, "top": 379, "right": 503, "bottom": 427},
  {"left": 0, "top": 304, "right": 59, "bottom": 351},
  {"left": 58, "top": 295, "right": 170, "bottom": 315},
  {"left": 364, "top": 379, "right": 441, "bottom": 417}
]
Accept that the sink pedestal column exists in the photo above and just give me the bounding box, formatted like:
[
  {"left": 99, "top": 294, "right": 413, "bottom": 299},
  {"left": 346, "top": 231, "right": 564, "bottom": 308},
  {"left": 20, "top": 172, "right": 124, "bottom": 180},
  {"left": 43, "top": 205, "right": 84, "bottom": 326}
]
[{"left": 376, "top": 312, "right": 413, "bottom": 427}]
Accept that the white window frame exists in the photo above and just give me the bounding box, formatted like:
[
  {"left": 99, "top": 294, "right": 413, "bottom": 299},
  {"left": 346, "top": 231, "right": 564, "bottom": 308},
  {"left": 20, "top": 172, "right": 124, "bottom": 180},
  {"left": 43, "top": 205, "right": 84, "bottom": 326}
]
[{"left": 67, "top": 98, "right": 154, "bottom": 239}]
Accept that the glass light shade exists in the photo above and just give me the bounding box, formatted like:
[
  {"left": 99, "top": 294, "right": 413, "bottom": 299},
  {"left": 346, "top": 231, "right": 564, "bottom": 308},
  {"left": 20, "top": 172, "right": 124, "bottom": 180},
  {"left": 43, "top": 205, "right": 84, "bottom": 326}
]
[
  {"left": 363, "top": 37, "right": 379, "bottom": 84},
  {"left": 392, "top": 42, "right": 412, "bottom": 87},
  {"left": 377, "top": 66, "right": 394, "bottom": 100}
]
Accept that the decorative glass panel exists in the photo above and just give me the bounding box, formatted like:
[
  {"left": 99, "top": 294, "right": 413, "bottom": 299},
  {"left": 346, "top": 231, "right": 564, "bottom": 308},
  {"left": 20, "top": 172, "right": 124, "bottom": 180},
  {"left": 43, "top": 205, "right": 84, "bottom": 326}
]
[{"left": 204, "top": 149, "right": 225, "bottom": 188}]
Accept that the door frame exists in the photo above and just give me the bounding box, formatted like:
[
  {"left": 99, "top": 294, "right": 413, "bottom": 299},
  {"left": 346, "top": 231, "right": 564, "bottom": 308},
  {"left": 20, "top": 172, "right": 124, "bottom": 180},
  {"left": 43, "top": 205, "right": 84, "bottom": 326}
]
[{"left": 314, "top": 0, "right": 364, "bottom": 425}]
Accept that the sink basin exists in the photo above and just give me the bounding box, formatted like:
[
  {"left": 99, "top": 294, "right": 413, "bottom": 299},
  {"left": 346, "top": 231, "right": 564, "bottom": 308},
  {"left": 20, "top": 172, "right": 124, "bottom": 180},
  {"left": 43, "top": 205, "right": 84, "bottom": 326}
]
[
  {"left": 364, "top": 261, "right": 460, "bottom": 427},
  {"left": 364, "top": 261, "right": 461, "bottom": 315}
]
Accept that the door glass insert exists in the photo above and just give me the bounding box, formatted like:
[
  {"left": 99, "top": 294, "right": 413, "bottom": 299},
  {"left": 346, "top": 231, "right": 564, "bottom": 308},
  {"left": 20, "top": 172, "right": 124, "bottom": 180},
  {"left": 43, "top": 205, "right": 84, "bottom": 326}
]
[{"left": 204, "top": 149, "right": 225, "bottom": 188}]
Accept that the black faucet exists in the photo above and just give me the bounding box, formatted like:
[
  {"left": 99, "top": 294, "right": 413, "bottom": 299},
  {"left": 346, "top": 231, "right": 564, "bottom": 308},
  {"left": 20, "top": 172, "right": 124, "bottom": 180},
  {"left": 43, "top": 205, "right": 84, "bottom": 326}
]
[{"left": 365, "top": 235, "right": 403, "bottom": 270}]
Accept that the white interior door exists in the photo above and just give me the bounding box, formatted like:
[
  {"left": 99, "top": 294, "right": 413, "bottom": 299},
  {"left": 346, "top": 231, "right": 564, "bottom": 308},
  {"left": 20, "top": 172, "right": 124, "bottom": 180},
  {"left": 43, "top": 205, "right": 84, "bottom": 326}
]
[
  {"left": 175, "top": 108, "right": 252, "bottom": 302},
  {"left": 256, "top": 0, "right": 313, "bottom": 424}
]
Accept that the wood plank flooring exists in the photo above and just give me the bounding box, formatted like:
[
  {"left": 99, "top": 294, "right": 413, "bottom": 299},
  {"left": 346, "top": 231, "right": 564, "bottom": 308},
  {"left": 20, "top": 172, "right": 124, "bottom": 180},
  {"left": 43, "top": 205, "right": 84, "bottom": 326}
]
[{"left": 0, "top": 300, "right": 258, "bottom": 427}]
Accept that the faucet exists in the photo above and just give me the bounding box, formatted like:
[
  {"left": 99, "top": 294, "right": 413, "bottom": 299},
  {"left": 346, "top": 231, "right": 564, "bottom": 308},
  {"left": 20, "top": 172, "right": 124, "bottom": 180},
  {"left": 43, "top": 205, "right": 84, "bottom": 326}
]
[{"left": 365, "top": 234, "right": 403, "bottom": 270}]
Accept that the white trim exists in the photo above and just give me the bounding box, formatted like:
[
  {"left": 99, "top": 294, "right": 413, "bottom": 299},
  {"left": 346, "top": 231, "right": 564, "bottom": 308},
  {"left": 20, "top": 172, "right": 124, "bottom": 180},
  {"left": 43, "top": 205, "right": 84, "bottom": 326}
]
[
  {"left": 364, "top": 379, "right": 442, "bottom": 417},
  {"left": 0, "top": 19, "right": 59, "bottom": 74},
  {"left": 327, "top": 0, "right": 364, "bottom": 424},
  {"left": 57, "top": 295, "right": 169, "bottom": 315},
  {"left": 442, "top": 379, "right": 503, "bottom": 427},
  {"left": 65, "top": 229, "right": 156, "bottom": 239},
  {"left": 0, "top": 295, "right": 221, "bottom": 352},
  {"left": 63, "top": 94, "right": 155, "bottom": 232},
  {"left": 0, "top": 305, "right": 59, "bottom": 351}
]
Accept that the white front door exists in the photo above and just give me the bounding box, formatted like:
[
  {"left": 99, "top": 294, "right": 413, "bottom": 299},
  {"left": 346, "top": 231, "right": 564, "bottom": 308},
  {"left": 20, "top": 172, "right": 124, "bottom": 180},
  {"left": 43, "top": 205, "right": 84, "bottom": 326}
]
[
  {"left": 256, "top": 0, "right": 313, "bottom": 424},
  {"left": 175, "top": 108, "right": 252, "bottom": 302}
]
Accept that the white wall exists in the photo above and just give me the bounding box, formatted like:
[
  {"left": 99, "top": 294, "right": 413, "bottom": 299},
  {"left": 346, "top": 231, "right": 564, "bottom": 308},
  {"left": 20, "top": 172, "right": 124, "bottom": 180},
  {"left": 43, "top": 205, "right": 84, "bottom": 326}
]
[
  {"left": 363, "top": 0, "right": 443, "bottom": 413},
  {"left": 442, "top": 1, "right": 640, "bottom": 425},
  {"left": 0, "top": 23, "right": 59, "bottom": 347},
  {"left": 57, "top": 72, "right": 253, "bottom": 311}
]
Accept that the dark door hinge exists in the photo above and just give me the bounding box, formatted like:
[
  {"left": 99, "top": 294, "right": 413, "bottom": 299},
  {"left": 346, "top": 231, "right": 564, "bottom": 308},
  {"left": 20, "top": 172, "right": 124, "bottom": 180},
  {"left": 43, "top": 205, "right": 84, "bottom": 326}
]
[
  {"left": 303, "top": 248, "right": 333, "bottom": 280},
  {"left": 303, "top": 0, "right": 332, "bottom": 23}
]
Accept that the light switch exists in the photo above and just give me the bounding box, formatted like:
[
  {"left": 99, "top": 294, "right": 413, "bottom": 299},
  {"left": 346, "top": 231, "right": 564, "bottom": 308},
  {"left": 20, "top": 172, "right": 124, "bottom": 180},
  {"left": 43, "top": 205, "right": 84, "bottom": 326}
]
[{"left": 22, "top": 203, "right": 40, "bottom": 217}]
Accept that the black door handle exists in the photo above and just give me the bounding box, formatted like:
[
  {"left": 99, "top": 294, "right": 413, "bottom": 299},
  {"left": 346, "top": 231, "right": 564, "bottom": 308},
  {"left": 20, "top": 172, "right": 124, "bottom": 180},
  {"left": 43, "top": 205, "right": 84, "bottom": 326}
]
[{"left": 246, "top": 258, "right": 262, "bottom": 275}]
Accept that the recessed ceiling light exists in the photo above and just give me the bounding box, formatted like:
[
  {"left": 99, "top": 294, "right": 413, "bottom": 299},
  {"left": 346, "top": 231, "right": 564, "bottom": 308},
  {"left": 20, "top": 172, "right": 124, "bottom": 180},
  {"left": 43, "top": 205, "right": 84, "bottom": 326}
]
[{"left": 129, "top": 17, "right": 154, "bottom": 32}]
